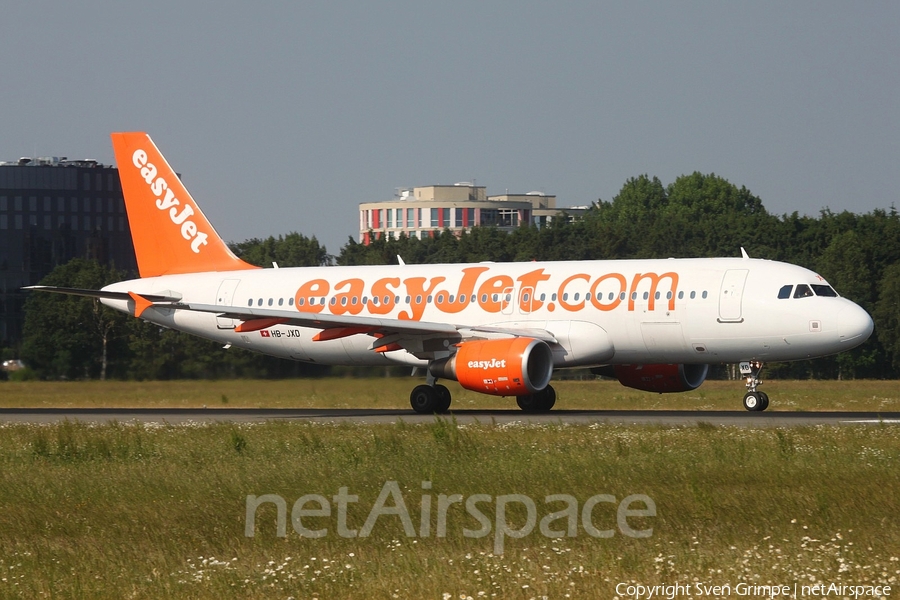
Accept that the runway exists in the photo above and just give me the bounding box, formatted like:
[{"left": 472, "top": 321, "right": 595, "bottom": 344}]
[{"left": 1, "top": 407, "right": 899, "bottom": 426}]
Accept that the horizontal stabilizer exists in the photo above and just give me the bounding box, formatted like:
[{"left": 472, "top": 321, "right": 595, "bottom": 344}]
[{"left": 23, "top": 286, "right": 181, "bottom": 303}]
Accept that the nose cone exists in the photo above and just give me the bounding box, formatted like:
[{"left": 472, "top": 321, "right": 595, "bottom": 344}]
[{"left": 837, "top": 303, "right": 874, "bottom": 346}]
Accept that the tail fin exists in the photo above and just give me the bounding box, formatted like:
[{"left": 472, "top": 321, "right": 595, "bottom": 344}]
[{"left": 111, "top": 132, "right": 257, "bottom": 277}]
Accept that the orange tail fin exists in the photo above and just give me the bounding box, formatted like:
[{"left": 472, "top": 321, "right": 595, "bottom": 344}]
[{"left": 111, "top": 132, "right": 257, "bottom": 277}]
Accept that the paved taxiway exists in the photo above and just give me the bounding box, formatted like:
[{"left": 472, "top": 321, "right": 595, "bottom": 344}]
[{"left": 1, "top": 408, "right": 898, "bottom": 426}]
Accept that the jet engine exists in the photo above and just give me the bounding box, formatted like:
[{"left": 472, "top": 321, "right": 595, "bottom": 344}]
[
  {"left": 594, "top": 363, "right": 709, "bottom": 393},
  {"left": 430, "top": 338, "right": 554, "bottom": 396}
]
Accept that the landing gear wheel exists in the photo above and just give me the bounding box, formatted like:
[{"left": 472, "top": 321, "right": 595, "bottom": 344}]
[
  {"left": 516, "top": 394, "right": 538, "bottom": 412},
  {"left": 739, "top": 361, "right": 769, "bottom": 411},
  {"left": 410, "top": 385, "right": 439, "bottom": 414},
  {"left": 517, "top": 385, "right": 556, "bottom": 413},
  {"left": 743, "top": 391, "right": 764, "bottom": 412},
  {"left": 536, "top": 385, "right": 556, "bottom": 411},
  {"left": 434, "top": 384, "right": 452, "bottom": 413}
]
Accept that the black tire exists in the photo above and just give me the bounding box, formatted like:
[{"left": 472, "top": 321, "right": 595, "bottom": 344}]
[
  {"left": 410, "top": 385, "right": 438, "bottom": 413},
  {"left": 759, "top": 391, "right": 770, "bottom": 412},
  {"left": 536, "top": 385, "right": 557, "bottom": 411},
  {"left": 743, "top": 391, "right": 762, "bottom": 412},
  {"left": 434, "top": 384, "right": 452, "bottom": 413},
  {"left": 516, "top": 394, "right": 538, "bottom": 412},
  {"left": 517, "top": 386, "right": 556, "bottom": 412}
]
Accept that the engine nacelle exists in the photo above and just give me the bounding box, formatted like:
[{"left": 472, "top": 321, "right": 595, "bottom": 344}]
[
  {"left": 599, "top": 363, "right": 709, "bottom": 393},
  {"left": 430, "top": 338, "right": 554, "bottom": 396}
]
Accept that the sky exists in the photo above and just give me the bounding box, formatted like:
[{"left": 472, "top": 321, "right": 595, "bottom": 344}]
[{"left": 1, "top": 2, "right": 897, "bottom": 256}]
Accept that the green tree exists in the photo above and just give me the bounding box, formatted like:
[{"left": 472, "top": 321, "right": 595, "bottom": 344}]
[
  {"left": 230, "top": 232, "right": 330, "bottom": 267},
  {"left": 874, "top": 263, "right": 900, "bottom": 371},
  {"left": 21, "top": 259, "right": 129, "bottom": 380}
]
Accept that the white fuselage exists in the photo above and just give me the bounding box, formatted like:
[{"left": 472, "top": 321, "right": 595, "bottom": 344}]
[{"left": 101, "top": 257, "right": 874, "bottom": 368}]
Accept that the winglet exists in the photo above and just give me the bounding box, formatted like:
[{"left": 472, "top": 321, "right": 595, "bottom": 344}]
[{"left": 111, "top": 132, "right": 259, "bottom": 278}]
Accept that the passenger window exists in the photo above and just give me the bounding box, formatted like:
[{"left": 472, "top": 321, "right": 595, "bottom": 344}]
[
  {"left": 288, "top": 298, "right": 294, "bottom": 306},
  {"left": 778, "top": 285, "right": 793, "bottom": 299},
  {"left": 247, "top": 299, "right": 253, "bottom": 307},
  {"left": 794, "top": 284, "right": 814, "bottom": 298},
  {"left": 257, "top": 298, "right": 263, "bottom": 306},
  {"left": 812, "top": 284, "right": 838, "bottom": 297},
  {"left": 298, "top": 298, "right": 305, "bottom": 306},
  {"left": 643, "top": 292, "right": 649, "bottom": 300},
  {"left": 278, "top": 298, "right": 284, "bottom": 306},
  {"left": 690, "top": 291, "right": 696, "bottom": 299},
  {"left": 702, "top": 291, "right": 708, "bottom": 299}
]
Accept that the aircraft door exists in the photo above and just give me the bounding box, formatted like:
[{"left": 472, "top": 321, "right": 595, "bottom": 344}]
[
  {"left": 215, "top": 279, "right": 241, "bottom": 329},
  {"left": 718, "top": 269, "right": 749, "bottom": 323}
]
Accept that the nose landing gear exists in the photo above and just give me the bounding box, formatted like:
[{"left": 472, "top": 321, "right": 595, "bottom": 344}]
[{"left": 740, "top": 361, "right": 769, "bottom": 411}]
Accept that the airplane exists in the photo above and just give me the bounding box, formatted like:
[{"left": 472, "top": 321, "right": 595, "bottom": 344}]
[{"left": 25, "top": 132, "right": 875, "bottom": 413}]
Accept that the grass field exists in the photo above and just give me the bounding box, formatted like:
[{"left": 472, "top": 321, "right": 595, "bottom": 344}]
[
  {"left": 1, "top": 377, "right": 899, "bottom": 412},
  {"left": 0, "top": 379, "right": 898, "bottom": 598},
  {"left": 0, "top": 419, "right": 897, "bottom": 599}
]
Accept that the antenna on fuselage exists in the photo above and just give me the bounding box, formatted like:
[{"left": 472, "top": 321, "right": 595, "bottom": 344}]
[
  {"left": 740, "top": 247, "right": 750, "bottom": 260},
  {"left": 397, "top": 255, "right": 406, "bottom": 266}
]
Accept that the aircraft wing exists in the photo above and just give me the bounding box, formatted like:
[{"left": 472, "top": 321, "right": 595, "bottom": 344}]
[
  {"left": 23, "top": 285, "right": 558, "bottom": 358},
  {"left": 168, "top": 302, "right": 559, "bottom": 356}
]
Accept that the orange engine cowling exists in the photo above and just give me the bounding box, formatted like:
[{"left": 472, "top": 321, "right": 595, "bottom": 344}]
[
  {"left": 607, "top": 363, "right": 709, "bottom": 393},
  {"left": 430, "top": 338, "right": 554, "bottom": 396}
]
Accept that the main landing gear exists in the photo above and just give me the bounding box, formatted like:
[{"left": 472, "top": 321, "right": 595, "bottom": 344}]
[
  {"left": 408, "top": 376, "right": 558, "bottom": 414},
  {"left": 516, "top": 385, "right": 557, "bottom": 413},
  {"left": 409, "top": 383, "right": 452, "bottom": 414},
  {"left": 740, "top": 361, "right": 769, "bottom": 412}
]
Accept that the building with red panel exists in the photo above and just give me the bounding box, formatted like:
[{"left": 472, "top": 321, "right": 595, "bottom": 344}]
[{"left": 358, "top": 183, "right": 586, "bottom": 244}]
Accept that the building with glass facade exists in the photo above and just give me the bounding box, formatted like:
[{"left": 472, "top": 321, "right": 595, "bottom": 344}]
[{"left": 0, "top": 157, "right": 137, "bottom": 347}]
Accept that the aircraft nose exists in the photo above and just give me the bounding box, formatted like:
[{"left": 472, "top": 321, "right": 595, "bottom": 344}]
[{"left": 837, "top": 303, "right": 874, "bottom": 345}]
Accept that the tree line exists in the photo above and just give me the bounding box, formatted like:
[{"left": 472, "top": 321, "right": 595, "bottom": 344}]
[{"left": 13, "top": 172, "right": 900, "bottom": 380}]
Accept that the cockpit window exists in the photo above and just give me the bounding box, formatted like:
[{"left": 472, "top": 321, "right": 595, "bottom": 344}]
[
  {"left": 777, "top": 285, "right": 793, "bottom": 299},
  {"left": 793, "top": 284, "right": 814, "bottom": 298},
  {"left": 812, "top": 284, "right": 838, "bottom": 297}
]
